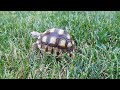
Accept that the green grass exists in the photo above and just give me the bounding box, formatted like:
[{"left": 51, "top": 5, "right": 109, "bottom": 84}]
[{"left": 0, "top": 11, "right": 120, "bottom": 79}]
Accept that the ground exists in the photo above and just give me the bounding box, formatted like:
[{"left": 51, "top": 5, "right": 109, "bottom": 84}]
[{"left": 0, "top": 11, "right": 120, "bottom": 79}]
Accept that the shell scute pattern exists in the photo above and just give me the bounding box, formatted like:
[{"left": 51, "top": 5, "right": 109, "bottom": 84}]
[{"left": 35, "top": 28, "right": 75, "bottom": 57}]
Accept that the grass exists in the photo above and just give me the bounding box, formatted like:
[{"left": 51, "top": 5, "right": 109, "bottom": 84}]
[{"left": 0, "top": 11, "right": 120, "bottom": 79}]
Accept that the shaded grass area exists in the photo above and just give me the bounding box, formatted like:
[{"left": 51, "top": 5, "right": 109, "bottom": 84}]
[{"left": 0, "top": 11, "right": 120, "bottom": 79}]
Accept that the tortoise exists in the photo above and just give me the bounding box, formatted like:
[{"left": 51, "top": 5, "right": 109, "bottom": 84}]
[{"left": 30, "top": 28, "right": 76, "bottom": 59}]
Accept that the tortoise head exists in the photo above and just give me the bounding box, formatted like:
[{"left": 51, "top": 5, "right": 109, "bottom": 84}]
[{"left": 30, "top": 31, "right": 42, "bottom": 39}]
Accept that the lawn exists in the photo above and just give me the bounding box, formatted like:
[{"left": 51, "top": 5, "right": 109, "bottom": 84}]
[{"left": 0, "top": 11, "right": 120, "bottom": 79}]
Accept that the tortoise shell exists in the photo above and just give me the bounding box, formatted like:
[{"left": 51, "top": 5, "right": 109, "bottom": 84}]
[{"left": 35, "top": 28, "right": 75, "bottom": 57}]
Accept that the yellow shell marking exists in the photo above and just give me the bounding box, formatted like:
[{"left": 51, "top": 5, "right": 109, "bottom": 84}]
[
  {"left": 59, "top": 39, "right": 66, "bottom": 47},
  {"left": 49, "top": 28, "right": 55, "bottom": 33},
  {"left": 49, "top": 36, "right": 56, "bottom": 44},
  {"left": 67, "top": 42, "right": 72, "bottom": 47},
  {"left": 72, "top": 40, "right": 74, "bottom": 45},
  {"left": 58, "top": 29, "right": 64, "bottom": 35},
  {"left": 66, "top": 34, "right": 70, "bottom": 39},
  {"left": 42, "top": 36, "right": 47, "bottom": 43},
  {"left": 43, "top": 30, "right": 48, "bottom": 34}
]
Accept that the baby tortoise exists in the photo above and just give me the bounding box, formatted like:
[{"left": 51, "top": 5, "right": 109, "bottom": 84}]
[{"left": 30, "top": 28, "right": 76, "bottom": 59}]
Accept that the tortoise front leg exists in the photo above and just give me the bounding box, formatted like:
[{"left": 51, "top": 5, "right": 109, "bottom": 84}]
[
  {"left": 29, "top": 43, "right": 38, "bottom": 66},
  {"left": 31, "top": 43, "right": 38, "bottom": 53},
  {"left": 30, "top": 43, "right": 44, "bottom": 62}
]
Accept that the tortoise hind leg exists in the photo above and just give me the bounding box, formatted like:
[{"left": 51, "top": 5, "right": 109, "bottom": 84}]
[{"left": 30, "top": 43, "right": 44, "bottom": 62}]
